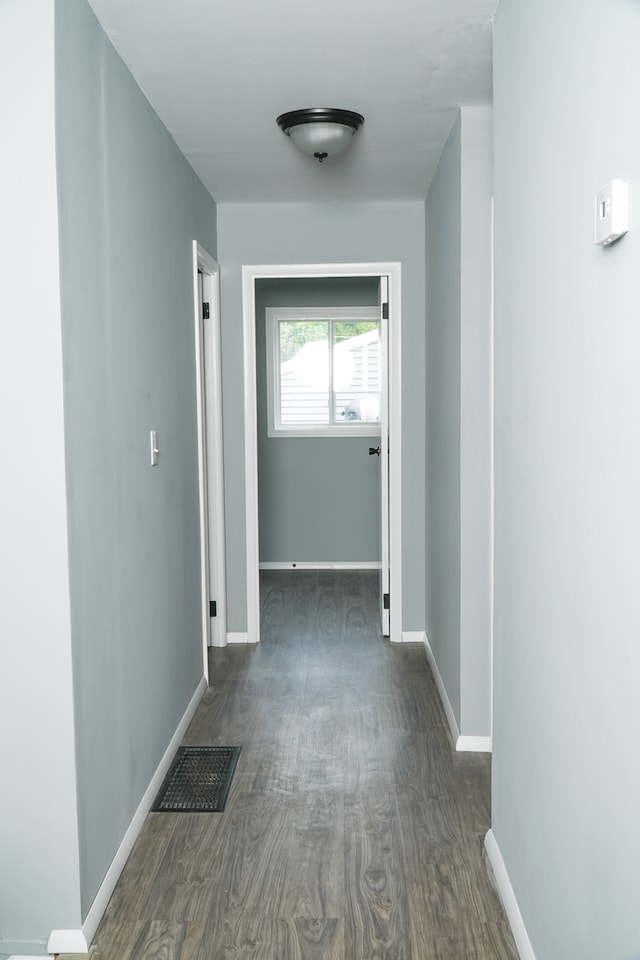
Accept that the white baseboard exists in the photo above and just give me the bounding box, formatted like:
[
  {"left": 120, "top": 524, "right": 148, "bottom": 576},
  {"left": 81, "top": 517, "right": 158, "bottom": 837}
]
[
  {"left": 456, "top": 735, "right": 492, "bottom": 753},
  {"left": 484, "top": 829, "right": 536, "bottom": 960},
  {"left": 76, "top": 675, "right": 207, "bottom": 948},
  {"left": 227, "top": 631, "right": 250, "bottom": 644},
  {"left": 7, "top": 955, "right": 48, "bottom": 959},
  {"left": 259, "top": 561, "right": 381, "bottom": 570},
  {"left": 422, "top": 633, "right": 460, "bottom": 744},
  {"left": 47, "top": 929, "right": 88, "bottom": 954},
  {"left": 401, "top": 630, "right": 426, "bottom": 644}
]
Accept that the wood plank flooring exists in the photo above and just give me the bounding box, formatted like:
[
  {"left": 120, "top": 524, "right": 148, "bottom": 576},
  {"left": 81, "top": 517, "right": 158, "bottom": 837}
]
[{"left": 92, "top": 571, "right": 517, "bottom": 959}]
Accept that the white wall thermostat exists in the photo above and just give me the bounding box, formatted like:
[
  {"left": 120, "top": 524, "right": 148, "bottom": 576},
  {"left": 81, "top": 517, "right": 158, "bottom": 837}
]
[{"left": 595, "top": 179, "right": 629, "bottom": 246}]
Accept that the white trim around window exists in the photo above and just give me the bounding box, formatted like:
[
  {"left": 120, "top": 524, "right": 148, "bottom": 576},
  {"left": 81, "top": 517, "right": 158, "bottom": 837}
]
[{"left": 266, "top": 306, "right": 381, "bottom": 438}]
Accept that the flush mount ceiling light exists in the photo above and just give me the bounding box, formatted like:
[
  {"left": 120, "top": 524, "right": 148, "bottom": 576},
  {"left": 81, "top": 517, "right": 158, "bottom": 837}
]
[{"left": 276, "top": 108, "right": 365, "bottom": 163}]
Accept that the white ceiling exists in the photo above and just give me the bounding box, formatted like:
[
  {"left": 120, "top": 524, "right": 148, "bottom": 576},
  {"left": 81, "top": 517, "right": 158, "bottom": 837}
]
[{"left": 86, "top": 0, "right": 498, "bottom": 204}]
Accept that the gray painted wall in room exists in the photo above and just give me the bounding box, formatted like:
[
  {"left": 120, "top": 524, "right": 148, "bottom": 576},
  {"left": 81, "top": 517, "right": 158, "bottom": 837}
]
[
  {"left": 493, "top": 1, "right": 640, "bottom": 957},
  {"left": 425, "top": 107, "right": 493, "bottom": 738},
  {"left": 426, "top": 117, "right": 462, "bottom": 722},
  {"left": 217, "top": 201, "right": 426, "bottom": 634},
  {"left": 459, "top": 105, "right": 493, "bottom": 736},
  {"left": 56, "top": 0, "right": 217, "bottom": 920},
  {"left": 0, "top": 2, "right": 82, "bottom": 951},
  {"left": 256, "top": 277, "right": 380, "bottom": 563}
]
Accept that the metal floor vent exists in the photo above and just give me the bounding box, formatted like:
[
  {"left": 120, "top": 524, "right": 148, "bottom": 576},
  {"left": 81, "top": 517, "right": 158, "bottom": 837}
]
[{"left": 152, "top": 746, "right": 241, "bottom": 813}]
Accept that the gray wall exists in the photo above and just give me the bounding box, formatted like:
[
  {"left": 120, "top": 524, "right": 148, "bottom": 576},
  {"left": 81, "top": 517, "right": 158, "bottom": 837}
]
[
  {"left": 426, "top": 117, "right": 462, "bottom": 720},
  {"left": 459, "top": 106, "right": 493, "bottom": 736},
  {"left": 0, "top": 0, "right": 217, "bottom": 950},
  {"left": 425, "top": 107, "right": 493, "bottom": 737},
  {"left": 217, "top": 202, "right": 426, "bottom": 633},
  {"left": 0, "top": 2, "right": 82, "bottom": 952},
  {"left": 56, "top": 0, "right": 217, "bottom": 918},
  {"left": 493, "top": 0, "right": 640, "bottom": 956},
  {"left": 256, "top": 277, "right": 380, "bottom": 563}
]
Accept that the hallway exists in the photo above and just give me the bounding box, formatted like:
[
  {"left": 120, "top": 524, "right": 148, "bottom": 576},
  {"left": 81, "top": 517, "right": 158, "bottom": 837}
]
[{"left": 92, "top": 571, "right": 517, "bottom": 959}]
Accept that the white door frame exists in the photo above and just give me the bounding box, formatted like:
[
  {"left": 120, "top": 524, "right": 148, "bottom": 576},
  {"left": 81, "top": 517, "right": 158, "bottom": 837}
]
[
  {"left": 193, "top": 243, "right": 227, "bottom": 669},
  {"left": 241, "top": 261, "right": 402, "bottom": 644},
  {"left": 378, "top": 275, "right": 391, "bottom": 637}
]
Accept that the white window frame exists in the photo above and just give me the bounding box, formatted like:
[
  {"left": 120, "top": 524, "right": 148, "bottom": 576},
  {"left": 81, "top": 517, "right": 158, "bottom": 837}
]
[{"left": 266, "top": 306, "right": 381, "bottom": 438}]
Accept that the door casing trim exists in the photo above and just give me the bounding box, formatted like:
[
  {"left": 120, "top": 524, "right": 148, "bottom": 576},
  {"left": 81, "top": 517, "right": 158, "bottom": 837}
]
[
  {"left": 193, "top": 242, "right": 227, "bottom": 656},
  {"left": 241, "top": 261, "right": 402, "bottom": 643}
]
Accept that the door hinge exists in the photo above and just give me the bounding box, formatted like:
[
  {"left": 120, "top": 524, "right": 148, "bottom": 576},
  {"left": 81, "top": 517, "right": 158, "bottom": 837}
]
[
  {"left": 382, "top": 302, "right": 389, "bottom": 320},
  {"left": 383, "top": 593, "right": 390, "bottom": 610},
  {"left": 202, "top": 302, "right": 210, "bottom": 319},
  {"left": 209, "top": 600, "right": 217, "bottom": 617}
]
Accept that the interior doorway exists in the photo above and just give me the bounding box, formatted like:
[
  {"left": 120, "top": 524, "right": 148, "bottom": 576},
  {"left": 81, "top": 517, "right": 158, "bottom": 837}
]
[{"left": 241, "top": 262, "right": 402, "bottom": 644}]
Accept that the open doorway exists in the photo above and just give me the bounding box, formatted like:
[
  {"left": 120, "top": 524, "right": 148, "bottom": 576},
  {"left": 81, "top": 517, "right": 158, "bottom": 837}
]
[{"left": 241, "top": 262, "right": 402, "bottom": 644}]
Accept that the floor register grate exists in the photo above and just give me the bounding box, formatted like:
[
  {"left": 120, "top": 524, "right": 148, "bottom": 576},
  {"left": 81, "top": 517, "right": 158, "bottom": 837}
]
[{"left": 152, "top": 746, "right": 241, "bottom": 813}]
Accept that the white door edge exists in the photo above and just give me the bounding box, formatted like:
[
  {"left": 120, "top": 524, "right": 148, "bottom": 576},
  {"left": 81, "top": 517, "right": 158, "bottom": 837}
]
[
  {"left": 379, "top": 275, "right": 390, "bottom": 636},
  {"left": 193, "top": 242, "right": 227, "bottom": 660},
  {"left": 241, "top": 262, "right": 403, "bottom": 644},
  {"left": 387, "top": 264, "right": 403, "bottom": 644}
]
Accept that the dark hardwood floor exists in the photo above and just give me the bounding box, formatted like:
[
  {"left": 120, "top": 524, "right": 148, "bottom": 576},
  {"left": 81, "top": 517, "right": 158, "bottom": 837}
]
[{"left": 92, "top": 571, "right": 517, "bottom": 959}]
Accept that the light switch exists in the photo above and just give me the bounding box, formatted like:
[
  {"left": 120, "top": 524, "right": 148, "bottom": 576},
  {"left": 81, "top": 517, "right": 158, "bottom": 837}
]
[
  {"left": 150, "top": 430, "right": 159, "bottom": 466},
  {"left": 595, "top": 179, "right": 629, "bottom": 245}
]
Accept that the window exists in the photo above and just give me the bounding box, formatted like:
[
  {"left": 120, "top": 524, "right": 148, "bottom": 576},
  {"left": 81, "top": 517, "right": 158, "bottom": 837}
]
[{"left": 266, "top": 306, "right": 382, "bottom": 437}]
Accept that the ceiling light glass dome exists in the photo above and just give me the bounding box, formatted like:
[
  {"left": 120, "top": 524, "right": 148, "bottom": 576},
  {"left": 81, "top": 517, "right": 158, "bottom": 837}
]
[{"left": 277, "top": 108, "right": 364, "bottom": 163}]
